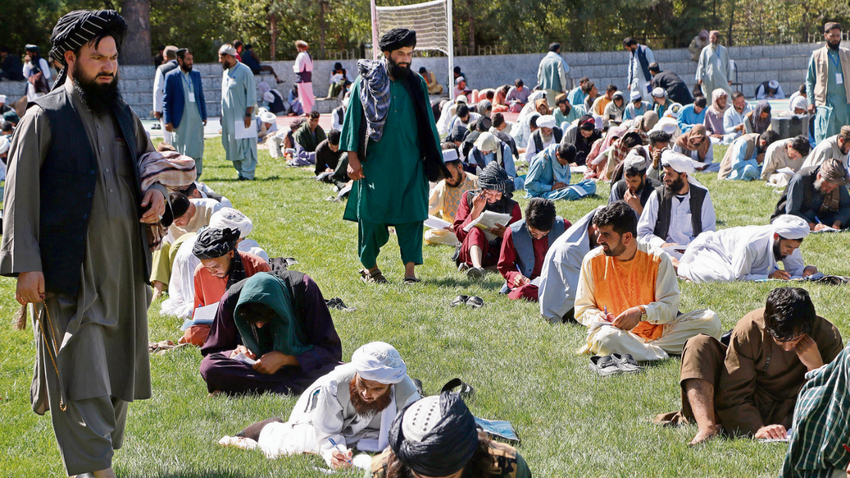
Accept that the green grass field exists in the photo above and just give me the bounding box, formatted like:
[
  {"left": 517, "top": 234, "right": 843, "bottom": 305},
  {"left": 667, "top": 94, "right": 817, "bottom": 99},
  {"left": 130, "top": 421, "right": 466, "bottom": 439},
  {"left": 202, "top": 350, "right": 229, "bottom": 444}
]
[{"left": 1, "top": 140, "right": 848, "bottom": 477}]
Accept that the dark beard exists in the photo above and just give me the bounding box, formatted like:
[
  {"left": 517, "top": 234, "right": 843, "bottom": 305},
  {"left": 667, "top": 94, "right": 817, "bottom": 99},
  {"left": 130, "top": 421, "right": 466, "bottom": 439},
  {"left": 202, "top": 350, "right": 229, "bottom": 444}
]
[
  {"left": 387, "top": 57, "right": 410, "bottom": 80},
  {"left": 664, "top": 176, "right": 686, "bottom": 195},
  {"left": 349, "top": 379, "right": 393, "bottom": 418},
  {"left": 72, "top": 67, "right": 121, "bottom": 116},
  {"left": 602, "top": 242, "right": 626, "bottom": 257},
  {"left": 181, "top": 65, "right": 193, "bottom": 73},
  {"left": 773, "top": 239, "right": 785, "bottom": 261},
  {"left": 828, "top": 40, "right": 841, "bottom": 50}
]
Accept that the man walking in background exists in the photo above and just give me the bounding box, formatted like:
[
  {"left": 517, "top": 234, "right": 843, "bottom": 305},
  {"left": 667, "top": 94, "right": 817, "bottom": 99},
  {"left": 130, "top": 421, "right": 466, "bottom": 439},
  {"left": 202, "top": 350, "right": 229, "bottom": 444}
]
[
  {"left": 219, "top": 44, "right": 257, "bottom": 180},
  {"left": 153, "top": 45, "right": 178, "bottom": 144},
  {"left": 164, "top": 48, "right": 207, "bottom": 177},
  {"left": 624, "top": 37, "right": 655, "bottom": 102},
  {"left": 807, "top": 22, "right": 850, "bottom": 143},
  {"left": 696, "top": 31, "right": 732, "bottom": 106},
  {"left": 538, "top": 43, "right": 570, "bottom": 108},
  {"left": 294, "top": 40, "right": 315, "bottom": 114}
]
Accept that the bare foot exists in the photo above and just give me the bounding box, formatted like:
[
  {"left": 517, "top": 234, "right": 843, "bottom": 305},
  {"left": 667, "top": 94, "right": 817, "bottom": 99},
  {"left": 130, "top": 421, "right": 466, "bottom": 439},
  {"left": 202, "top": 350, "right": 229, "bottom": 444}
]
[{"left": 688, "top": 427, "right": 719, "bottom": 446}]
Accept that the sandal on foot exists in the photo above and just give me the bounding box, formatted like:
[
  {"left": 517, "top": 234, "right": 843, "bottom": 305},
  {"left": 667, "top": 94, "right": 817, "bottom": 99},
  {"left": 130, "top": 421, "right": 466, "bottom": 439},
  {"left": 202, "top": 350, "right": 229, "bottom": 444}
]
[
  {"left": 360, "top": 269, "right": 388, "bottom": 284},
  {"left": 589, "top": 355, "right": 622, "bottom": 377}
]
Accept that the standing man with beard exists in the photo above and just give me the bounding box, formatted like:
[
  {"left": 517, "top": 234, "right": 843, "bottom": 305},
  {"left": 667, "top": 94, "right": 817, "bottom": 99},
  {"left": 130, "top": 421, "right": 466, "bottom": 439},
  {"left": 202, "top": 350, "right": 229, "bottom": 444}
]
[
  {"left": 218, "top": 44, "right": 258, "bottom": 180},
  {"left": 695, "top": 31, "right": 733, "bottom": 106},
  {"left": 0, "top": 10, "right": 167, "bottom": 478},
  {"left": 218, "top": 342, "right": 419, "bottom": 470},
  {"left": 637, "top": 151, "right": 716, "bottom": 254},
  {"left": 340, "top": 29, "right": 446, "bottom": 284},
  {"left": 677, "top": 215, "right": 818, "bottom": 283},
  {"left": 164, "top": 48, "right": 207, "bottom": 177},
  {"left": 807, "top": 22, "right": 850, "bottom": 143}
]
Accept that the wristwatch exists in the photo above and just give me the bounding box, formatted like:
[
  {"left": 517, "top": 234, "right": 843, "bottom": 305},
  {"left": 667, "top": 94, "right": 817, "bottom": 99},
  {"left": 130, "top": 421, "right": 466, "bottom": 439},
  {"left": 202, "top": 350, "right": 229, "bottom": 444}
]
[{"left": 639, "top": 306, "right": 647, "bottom": 321}]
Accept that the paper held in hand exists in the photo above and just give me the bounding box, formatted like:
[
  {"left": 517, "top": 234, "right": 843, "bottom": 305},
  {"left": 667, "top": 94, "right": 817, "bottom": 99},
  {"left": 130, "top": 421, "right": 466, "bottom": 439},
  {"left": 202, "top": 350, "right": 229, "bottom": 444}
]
[
  {"left": 234, "top": 120, "right": 254, "bottom": 140},
  {"left": 424, "top": 215, "right": 452, "bottom": 229},
  {"left": 232, "top": 353, "right": 256, "bottom": 366},
  {"left": 463, "top": 211, "right": 511, "bottom": 241}
]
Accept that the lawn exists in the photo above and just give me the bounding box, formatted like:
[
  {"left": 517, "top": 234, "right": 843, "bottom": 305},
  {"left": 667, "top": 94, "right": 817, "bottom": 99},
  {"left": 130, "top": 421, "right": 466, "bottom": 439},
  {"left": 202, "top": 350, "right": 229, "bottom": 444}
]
[{"left": 1, "top": 140, "right": 848, "bottom": 477}]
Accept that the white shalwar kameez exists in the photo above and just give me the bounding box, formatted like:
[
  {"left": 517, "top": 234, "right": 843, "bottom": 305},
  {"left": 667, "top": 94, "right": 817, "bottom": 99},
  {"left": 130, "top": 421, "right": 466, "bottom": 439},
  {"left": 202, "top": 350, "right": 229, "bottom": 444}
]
[{"left": 637, "top": 185, "right": 717, "bottom": 247}]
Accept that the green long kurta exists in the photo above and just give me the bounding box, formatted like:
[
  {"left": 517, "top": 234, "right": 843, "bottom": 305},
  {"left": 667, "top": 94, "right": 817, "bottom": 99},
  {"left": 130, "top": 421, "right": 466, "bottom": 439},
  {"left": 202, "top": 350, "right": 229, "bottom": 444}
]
[
  {"left": 341, "top": 75, "right": 440, "bottom": 226},
  {"left": 173, "top": 70, "right": 205, "bottom": 175},
  {"left": 220, "top": 62, "right": 258, "bottom": 179},
  {"left": 696, "top": 44, "right": 732, "bottom": 106},
  {"left": 807, "top": 49, "right": 850, "bottom": 143}
]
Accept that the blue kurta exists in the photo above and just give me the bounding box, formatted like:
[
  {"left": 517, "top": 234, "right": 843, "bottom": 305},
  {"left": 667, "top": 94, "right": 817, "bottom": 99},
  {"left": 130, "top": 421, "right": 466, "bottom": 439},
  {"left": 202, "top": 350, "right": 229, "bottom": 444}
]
[{"left": 220, "top": 62, "right": 258, "bottom": 179}]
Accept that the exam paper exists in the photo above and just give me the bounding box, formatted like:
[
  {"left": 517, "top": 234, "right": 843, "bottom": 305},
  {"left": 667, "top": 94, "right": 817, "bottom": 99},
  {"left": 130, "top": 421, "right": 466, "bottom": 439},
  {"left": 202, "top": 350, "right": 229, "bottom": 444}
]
[
  {"left": 463, "top": 211, "right": 511, "bottom": 241},
  {"left": 234, "top": 120, "right": 254, "bottom": 140},
  {"left": 424, "top": 215, "right": 452, "bottom": 229}
]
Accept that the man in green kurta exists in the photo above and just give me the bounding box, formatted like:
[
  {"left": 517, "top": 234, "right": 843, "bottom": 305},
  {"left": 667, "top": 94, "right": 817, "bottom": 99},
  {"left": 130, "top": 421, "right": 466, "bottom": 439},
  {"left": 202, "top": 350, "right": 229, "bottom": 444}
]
[
  {"left": 696, "top": 31, "right": 732, "bottom": 106},
  {"left": 806, "top": 22, "right": 850, "bottom": 144},
  {"left": 164, "top": 48, "right": 206, "bottom": 177},
  {"left": 0, "top": 11, "right": 167, "bottom": 477},
  {"left": 219, "top": 44, "right": 258, "bottom": 180},
  {"left": 340, "top": 28, "right": 445, "bottom": 284}
]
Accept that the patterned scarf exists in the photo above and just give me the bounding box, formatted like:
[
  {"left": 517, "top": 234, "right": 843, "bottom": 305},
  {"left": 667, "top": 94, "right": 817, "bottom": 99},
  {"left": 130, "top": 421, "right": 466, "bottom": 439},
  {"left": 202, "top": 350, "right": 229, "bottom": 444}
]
[
  {"left": 357, "top": 58, "right": 392, "bottom": 142},
  {"left": 138, "top": 150, "right": 197, "bottom": 251}
]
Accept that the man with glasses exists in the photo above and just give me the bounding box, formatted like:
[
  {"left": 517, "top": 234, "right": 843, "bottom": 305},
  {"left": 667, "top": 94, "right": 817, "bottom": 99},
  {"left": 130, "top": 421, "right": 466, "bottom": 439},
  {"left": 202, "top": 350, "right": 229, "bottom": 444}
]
[{"left": 655, "top": 287, "right": 843, "bottom": 446}]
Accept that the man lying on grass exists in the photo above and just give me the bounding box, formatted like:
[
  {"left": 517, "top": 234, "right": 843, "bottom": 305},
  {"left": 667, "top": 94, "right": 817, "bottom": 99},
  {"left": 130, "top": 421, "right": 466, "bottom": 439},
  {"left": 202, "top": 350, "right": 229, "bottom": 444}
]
[
  {"left": 656, "top": 287, "right": 843, "bottom": 446},
  {"left": 219, "top": 342, "right": 419, "bottom": 470}
]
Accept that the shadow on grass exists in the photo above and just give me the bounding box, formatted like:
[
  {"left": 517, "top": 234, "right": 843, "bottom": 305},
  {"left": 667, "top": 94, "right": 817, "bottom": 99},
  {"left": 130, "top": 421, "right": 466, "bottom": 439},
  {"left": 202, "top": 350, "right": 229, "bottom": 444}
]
[
  {"left": 213, "top": 175, "right": 283, "bottom": 182},
  {"left": 122, "top": 473, "right": 251, "bottom": 478},
  {"left": 418, "top": 276, "right": 504, "bottom": 290}
]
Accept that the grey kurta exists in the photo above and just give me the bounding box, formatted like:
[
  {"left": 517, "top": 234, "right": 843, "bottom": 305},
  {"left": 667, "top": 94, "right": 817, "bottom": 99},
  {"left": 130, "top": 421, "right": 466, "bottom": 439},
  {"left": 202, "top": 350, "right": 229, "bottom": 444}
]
[
  {"left": 220, "top": 61, "right": 257, "bottom": 179},
  {"left": 173, "top": 70, "right": 205, "bottom": 174},
  {"left": 696, "top": 44, "right": 733, "bottom": 105},
  {"left": 0, "top": 79, "right": 158, "bottom": 475}
]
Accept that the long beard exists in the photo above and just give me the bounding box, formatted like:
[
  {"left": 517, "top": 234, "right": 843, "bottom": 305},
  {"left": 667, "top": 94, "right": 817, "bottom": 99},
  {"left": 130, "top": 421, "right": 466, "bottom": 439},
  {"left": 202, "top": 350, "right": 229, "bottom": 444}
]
[
  {"left": 387, "top": 57, "right": 410, "bottom": 79},
  {"left": 665, "top": 176, "right": 686, "bottom": 195},
  {"left": 349, "top": 379, "right": 393, "bottom": 418},
  {"left": 828, "top": 40, "right": 841, "bottom": 50},
  {"left": 72, "top": 67, "right": 121, "bottom": 116},
  {"left": 773, "top": 239, "right": 785, "bottom": 261}
]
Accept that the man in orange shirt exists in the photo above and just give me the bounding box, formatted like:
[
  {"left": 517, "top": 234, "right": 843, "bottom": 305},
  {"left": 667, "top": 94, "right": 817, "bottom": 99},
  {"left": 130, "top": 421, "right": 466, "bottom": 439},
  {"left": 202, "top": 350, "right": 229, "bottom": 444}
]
[
  {"left": 574, "top": 201, "right": 720, "bottom": 361},
  {"left": 192, "top": 227, "right": 270, "bottom": 311}
]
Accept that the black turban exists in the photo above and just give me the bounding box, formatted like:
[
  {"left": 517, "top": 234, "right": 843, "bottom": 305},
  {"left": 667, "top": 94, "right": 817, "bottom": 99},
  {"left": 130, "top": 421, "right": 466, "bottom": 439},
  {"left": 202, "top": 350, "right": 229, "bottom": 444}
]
[
  {"left": 389, "top": 392, "right": 479, "bottom": 476},
  {"left": 379, "top": 28, "right": 416, "bottom": 52},
  {"left": 49, "top": 10, "right": 127, "bottom": 66},
  {"left": 477, "top": 161, "right": 515, "bottom": 197},
  {"left": 192, "top": 227, "right": 240, "bottom": 260}
]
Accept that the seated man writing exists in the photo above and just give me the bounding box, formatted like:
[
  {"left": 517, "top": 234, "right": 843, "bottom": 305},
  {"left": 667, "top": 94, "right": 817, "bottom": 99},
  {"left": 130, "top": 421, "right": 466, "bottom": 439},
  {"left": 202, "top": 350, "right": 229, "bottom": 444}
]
[
  {"left": 656, "top": 287, "right": 842, "bottom": 446},
  {"left": 574, "top": 201, "right": 721, "bottom": 361},
  {"left": 525, "top": 144, "right": 591, "bottom": 201},
  {"left": 192, "top": 227, "right": 270, "bottom": 312},
  {"left": 771, "top": 158, "right": 850, "bottom": 231},
  {"left": 367, "top": 391, "right": 531, "bottom": 478},
  {"left": 524, "top": 114, "right": 561, "bottom": 162},
  {"left": 293, "top": 111, "right": 327, "bottom": 153},
  {"left": 453, "top": 162, "right": 522, "bottom": 279},
  {"left": 539, "top": 206, "right": 603, "bottom": 324},
  {"left": 637, "top": 151, "right": 716, "bottom": 256},
  {"left": 314, "top": 129, "right": 345, "bottom": 177},
  {"left": 497, "top": 198, "right": 569, "bottom": 302},
  {"left": 425, "top": 147, "right": 478, "bottom": 246},
  {"left": 760, "top": 135, "right": 811, "bottom": 187},
  {"left": 677, "top": 215, "right": 819, "bottom": 283},
  {"left": 200, "top": 270, "right": 342, "bottom": 395},
  {"left": 219, "top": 342, "right": 415, "bottom": 470},
  {"left": 717, "top": 131, "right": 779, "bottom": 180},
  {"left": 609, "top": 150, "right": 662, "bottom": 216}
]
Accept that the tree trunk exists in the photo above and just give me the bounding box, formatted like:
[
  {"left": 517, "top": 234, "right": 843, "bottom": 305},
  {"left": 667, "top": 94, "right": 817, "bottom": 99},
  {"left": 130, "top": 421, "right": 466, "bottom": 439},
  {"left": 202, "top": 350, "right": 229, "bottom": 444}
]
[
  {"left": 727, "top": 3, "right": 734, "bottom": 47},
  {"left": 270, "top": 13, "right": 277, "bottom": 60},
  {"left": 466, "top": 0, "right": 475, "bottom": 53},
  {"left": 121, "top": 0, "right": 151, "bottom": 65},
  {"left": 318, "top": 0, "right": 328, "bottom": 60}
]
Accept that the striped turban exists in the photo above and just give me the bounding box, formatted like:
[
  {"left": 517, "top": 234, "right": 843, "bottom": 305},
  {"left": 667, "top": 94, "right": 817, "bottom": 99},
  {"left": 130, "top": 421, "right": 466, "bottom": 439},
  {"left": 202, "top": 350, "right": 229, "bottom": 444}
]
[{"left": 49, "top": 10, "right": 127, "bottom": 89}]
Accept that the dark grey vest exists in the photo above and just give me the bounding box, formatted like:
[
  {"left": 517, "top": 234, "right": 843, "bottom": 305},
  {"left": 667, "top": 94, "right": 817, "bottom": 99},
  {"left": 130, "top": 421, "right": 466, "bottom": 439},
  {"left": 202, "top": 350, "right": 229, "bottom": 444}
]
[
  {"left": 31, "top": 88, "right": 148, "bottom": 296},
  {"left": 652, "top": 184, "right": 707, "bottom": 242},
  {"left": 532, "top": 127, "right": 563, "bottom": 154},
  {"left": 509, "top": 217, "right": 566, "bottom": 277}
]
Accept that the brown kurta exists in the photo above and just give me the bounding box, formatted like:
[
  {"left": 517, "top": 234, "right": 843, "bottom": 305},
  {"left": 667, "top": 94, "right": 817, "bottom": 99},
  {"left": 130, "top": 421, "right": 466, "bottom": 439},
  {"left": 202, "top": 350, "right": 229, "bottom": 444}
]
[
  {"left": 0, "top": 79, "right": 160, "bottom": 474},
  {"left": 664, "top": 308, "right": 843, "bottom": 436}
]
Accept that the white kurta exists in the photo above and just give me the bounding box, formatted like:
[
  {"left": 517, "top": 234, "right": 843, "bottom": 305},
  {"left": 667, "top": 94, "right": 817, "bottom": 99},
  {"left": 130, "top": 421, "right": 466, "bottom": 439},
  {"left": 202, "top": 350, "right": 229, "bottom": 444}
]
[
  {"left": 678, "top": 225, "right": 808, "bottom": 283},
  {"left": 637, "top": 185, "right": 717, "bottom": 247},
  {"left": 152, "top": 67, "right": 173, "bottom": 144},
  {"left": 628, "top": 46, "right": 656, "bottom": 102},
  {"left": 538, "top": 207, "right": 601, "bottom": 322},
  {"left": 524, "top": 133, "right": 556, "bottom": 162},
  {"left": 722, "top": 104, "right": 753, "bottom": 143},
  {"left": 294, "top": 52, "right": 315, "bottom": 114}
]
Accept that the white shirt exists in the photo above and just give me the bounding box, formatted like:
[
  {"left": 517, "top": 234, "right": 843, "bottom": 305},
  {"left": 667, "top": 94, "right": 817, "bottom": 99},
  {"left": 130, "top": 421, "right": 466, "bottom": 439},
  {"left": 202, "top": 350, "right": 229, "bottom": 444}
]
[
  {"left": 637, "top": 185, "right": 717, "bottom": 247},
  {"left": 525, "top": 131, "right": 555, "bottom": 162},
  {"left": 22, "top": 58, "right": 51, "bottom": 80},
  {"left": 294, "top": 51, "right": 313, "bottom": 75},
  {"left": 153, "top": 67, "right": 166, "bottom": 113},
  {"left": 722, "top": 104, "right": 754, "bottom": 141}
]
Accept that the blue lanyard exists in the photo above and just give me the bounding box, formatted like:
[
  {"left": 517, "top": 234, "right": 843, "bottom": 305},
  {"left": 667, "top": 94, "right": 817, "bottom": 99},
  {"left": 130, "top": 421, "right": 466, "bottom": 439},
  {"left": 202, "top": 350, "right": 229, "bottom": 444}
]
[
  {"left": 182, "top": 72, "right": 194, "bottom": 92},
  {"left": 829, "top": 50, "right": 841, "bottom": 69}
]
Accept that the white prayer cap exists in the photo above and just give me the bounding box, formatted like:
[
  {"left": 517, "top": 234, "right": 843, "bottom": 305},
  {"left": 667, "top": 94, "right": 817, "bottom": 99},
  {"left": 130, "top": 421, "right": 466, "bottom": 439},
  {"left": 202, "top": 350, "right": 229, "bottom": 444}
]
[
  {"left": 651, "top": 87, "right": 667, "bottom": 98},
  {"left": 209, "top": 207, "right": 253, "bottom": 239},
  {"left": 772, "top": 214, "right": 810, "bottom": 240},
  {"left": 456, "top": 95, "right": 468, "bottom": 104},
  {"left": 455, "top": 77, "right": 465, "bottom": 85},
  {"left": 593, "top": 114, "right": 604, "bottom": 130},
  {"left": 623, "top": 150, "right": 647, "bottom": 172},
  {"left": 661, "top": 150, "right": 695, "bottom": 174},
  {"left": 351, "top": 342, "right": 408, "bottom": 384},
  {"left": 536, "top": 115, "right": 556, "bottom": 129},
  {"left": 259, "top": 110, "right": 276, "bottom": 124},
  {"left": 630, "top": 90, "right": 642, "bottom": 102},
  {"left": 218, "top": 44, "right": 238, "bottom": 57},
  {"left": 791, "top": 95, "right": 808, "bottom": 112},
  {"left": 769, "top": 80, "right": 780, "bottom": 89},
  {"left": 0, "top": 94, "right": 6, "bottom": 103},
  {"left": 0, "top": 136, "right": 9, "bottom": 155},
  {"left": 442, "top": 148, "right": 459, "bottom": 163}
]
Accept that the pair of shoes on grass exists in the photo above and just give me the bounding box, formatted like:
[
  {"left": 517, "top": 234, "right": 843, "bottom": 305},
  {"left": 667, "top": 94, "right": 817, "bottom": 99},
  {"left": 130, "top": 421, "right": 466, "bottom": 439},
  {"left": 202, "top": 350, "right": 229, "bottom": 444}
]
[
  {"left": 450, "top": 295, "right": 483, "bottom": 308},
  {"left": 589, "top": 353, "right": 644, "bottom": 376}
]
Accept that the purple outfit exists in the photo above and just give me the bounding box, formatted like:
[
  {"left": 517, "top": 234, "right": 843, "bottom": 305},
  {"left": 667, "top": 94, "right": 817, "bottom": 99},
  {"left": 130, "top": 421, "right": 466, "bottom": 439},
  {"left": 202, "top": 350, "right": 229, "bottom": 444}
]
[{"left": 200, "top": 271, "right": 342, "bottom": 395}]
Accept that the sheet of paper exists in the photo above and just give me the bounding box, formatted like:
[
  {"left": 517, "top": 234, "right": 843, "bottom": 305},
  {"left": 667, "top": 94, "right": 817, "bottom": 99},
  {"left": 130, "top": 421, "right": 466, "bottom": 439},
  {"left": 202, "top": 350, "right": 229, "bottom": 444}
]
[
  {"left": 463, "top": 211, "right": 511, "bottom": 241},
  {"left": 776, "top": 167, "right": 796, "bottom": 176},
  {"left": 570, "top": 165, "right": 588, "bottom": 174},
  {"left": 424, "top": 215, "right": 452, "bottom": 229},
  {"left": 232, "top": 353, "right": 256, "bottom": 366},
  {"left": 661, "top": 244, "right": 686, "bottom": 260},
  {"left": 193, "top": 303, "right": 218, "bottom": 321},
  {"left": 234, "top": 120, "right": 254, "bottom": 140},
  {"left": 812, "top": 226, "right": 839, "bottom": 233}
]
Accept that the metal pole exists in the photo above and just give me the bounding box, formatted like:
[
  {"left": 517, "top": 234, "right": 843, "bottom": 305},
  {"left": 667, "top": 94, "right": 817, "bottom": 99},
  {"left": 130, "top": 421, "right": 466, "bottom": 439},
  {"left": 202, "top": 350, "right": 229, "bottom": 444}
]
[
  {"left": 447, "top": 0, "right": 454, "bottom": 99},
  {"left": 371, "top": 0, "right": 379, "bottom": 60}
]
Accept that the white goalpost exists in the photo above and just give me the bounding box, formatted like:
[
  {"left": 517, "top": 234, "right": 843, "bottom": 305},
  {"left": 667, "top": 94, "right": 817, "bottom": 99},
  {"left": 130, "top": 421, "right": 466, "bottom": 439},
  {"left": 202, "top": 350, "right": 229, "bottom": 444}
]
[{"left": 370, "top": 0, "right": 454, "bottom": 98}]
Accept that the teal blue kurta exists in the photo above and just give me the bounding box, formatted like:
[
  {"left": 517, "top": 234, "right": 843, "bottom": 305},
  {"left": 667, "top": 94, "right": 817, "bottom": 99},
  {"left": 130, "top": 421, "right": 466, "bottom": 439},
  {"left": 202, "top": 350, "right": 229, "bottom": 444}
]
[
  {"left": 220, "top": 62, "right": 258, "bottom": 179},
  {"left": 807, "top": 49, "right": 850, "bottom": 143},
  {"left": 174, "top": 70, "right": 205, "bottom": 175}
]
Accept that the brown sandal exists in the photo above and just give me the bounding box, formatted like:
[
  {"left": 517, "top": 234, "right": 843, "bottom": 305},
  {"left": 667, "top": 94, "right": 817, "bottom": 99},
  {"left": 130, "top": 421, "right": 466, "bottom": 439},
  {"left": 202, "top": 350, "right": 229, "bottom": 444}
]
[{"left": 360, "top": 268, "right": 388, "bottom": 284}]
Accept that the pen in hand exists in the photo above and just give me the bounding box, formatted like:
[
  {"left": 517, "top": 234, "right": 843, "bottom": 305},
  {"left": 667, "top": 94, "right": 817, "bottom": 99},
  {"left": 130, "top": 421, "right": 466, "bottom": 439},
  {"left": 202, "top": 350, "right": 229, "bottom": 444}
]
[{"left": 328, "top": 438, "right": 352, "bottom": 465}]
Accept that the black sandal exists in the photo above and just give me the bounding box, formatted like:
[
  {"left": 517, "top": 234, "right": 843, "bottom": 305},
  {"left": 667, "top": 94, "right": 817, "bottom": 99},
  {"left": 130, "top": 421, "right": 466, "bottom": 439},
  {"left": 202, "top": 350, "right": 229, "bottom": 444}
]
[
  {"left": 360, "top": 269, "right": 388, "bottom": 284},
  {"left": 403, "top": 277, "right": 421, "bottom": 285}
]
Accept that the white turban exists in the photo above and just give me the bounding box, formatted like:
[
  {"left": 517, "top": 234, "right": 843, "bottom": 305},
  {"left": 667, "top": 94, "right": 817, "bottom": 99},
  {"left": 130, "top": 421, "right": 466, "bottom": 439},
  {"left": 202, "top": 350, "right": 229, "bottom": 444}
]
[
  {"left": 769, "top": 80, "right": 779, "bottom": 90},
  {"left": 0, "top": 136, "right": 9, "bottom": 155},
  {"left": 772, "top": 214, "right": 810, "bottom": 240},
  {"left": 651, "top": 87, "right": 666, "bottom": 98},
  {"left": 536, "top": 115, "right": 556, "bottom": 129},
  {"left": 218, "top": 44, "right": 237, "bottom": 57},
  {"left": 0, "top": 94, "right": 6, "bottom": 104},
  {"left": 791, "top": 95, "right": 808, "bottom": 112},
  {"left": 623, "top": 149, "right": 647, "bottom": 172},
  {"left": 442, "top": 148, "right": 459, "bottom": 163},
  {"left": 456, "top": 95, "right": 468, "bottom": 104},
  {"left": 630, "top": 90, "right": 642, "bottom": 102},
  {"left": 661, "top": 150, "right": 695, "bottom": 174},
  {"left": 351, "top": 342, "right": 407, "bottom": 384},
  {"left": 209, "top": 207, "right": 253, "bottom": 239},
  {"left": 259, "top": 110, "right": 276, "bottom": 124}
]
